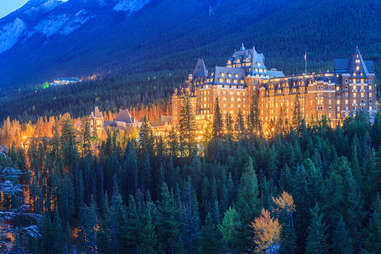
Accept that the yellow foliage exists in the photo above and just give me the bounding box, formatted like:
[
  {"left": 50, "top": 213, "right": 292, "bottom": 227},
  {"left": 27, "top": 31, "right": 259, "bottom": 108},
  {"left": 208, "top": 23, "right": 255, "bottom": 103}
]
[
  {"left": 251, "top": 209, "right": 282, "bottom": 253},
  {"left": 272, "top": 191, "right": 296, "bottom": 213}
]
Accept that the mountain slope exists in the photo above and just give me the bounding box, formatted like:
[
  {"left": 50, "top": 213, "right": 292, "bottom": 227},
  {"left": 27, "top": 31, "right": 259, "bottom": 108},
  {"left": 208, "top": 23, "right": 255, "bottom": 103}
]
[{"left": 0, "top": 0, "right": 381, "bottom": 89}]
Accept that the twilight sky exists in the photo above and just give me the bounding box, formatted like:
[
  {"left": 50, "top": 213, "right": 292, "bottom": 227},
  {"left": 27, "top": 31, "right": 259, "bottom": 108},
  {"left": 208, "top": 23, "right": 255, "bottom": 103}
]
[{"left": 0, "top": 0, "right": 28, "bottom": 18}]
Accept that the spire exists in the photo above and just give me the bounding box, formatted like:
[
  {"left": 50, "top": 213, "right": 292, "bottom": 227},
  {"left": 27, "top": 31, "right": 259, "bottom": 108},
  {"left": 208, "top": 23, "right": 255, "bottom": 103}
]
[
  {"left": 193, "top": 58, "right": 208, "bottom": 78},
  {"left": 241, "top": 43, "right": 246, "bottom": 51},
  {"left": 352, "top": 47, "right": 369, "bottom": 75}
]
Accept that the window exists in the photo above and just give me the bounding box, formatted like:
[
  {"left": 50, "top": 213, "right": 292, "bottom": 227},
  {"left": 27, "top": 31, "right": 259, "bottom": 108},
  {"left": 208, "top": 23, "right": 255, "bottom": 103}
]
[
  {"left": 354, "top": 93, "right": 357, "bottom": 97},
  {"left": 345, "top": 99, "right": 348, "bottom": 104},
  {"left": 337, "top": 100, "right": 340, "bottom": 105},
  {"left": 369, "top": 86, "right": 373, "bottom": 90},
  {"left": 370, "top": 92, "right": 373, "bottom": 97},
  {"left": 361, "top": 93, "right": 364, "bottom": 97}
]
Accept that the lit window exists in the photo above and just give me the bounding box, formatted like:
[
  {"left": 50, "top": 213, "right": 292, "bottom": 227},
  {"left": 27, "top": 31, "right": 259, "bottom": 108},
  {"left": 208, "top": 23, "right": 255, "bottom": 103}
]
[
  {"left": 356, "top": 66, "right": 360, "bottom": 71},
  {"left": 337, "top": 100, "right": 340, "bottom": 105},
  {"left": 361, "top": 93, "right": 364, "bottom": 97},
  {"left": 354, "top": 93, "right": 357, "bottom": 97},
  {"left": 354, "top": 99, "right": 357, "bottom": 104},
  {"left": 221, "top": 73, "right": 225, "bottom": 77},
  {"left": 345, "top": 99, "right": 348, "bottom": 104},
  {"left": 369, "top": 86, "right": 372, "bottom": 90},
  {"left": 336, "top": 87, "right": 339, "bottom": 91},
  {"left": 370, "top": 93, "right": 373, "bottom": 97},
  {"left": 219, "top": 78, "right": 224, "bottom": 82}
]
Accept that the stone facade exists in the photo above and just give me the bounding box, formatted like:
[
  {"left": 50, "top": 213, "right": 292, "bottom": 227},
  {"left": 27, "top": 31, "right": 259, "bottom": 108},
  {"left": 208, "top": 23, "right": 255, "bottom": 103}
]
[{"left": 171, "top": 45, "right": 377, "bottom": 135}]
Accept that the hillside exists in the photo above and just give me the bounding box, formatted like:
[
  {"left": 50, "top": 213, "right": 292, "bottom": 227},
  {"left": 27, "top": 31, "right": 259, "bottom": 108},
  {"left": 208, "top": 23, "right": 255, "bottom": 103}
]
[{"left": 0, "top": 0, "right": 380, "bottom": 89}]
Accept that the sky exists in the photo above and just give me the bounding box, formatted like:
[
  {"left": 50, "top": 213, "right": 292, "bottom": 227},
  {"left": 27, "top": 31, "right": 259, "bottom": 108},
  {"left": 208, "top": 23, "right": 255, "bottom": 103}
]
[{"left": 0, "top": 0, "right": 28, "bottom": 19}]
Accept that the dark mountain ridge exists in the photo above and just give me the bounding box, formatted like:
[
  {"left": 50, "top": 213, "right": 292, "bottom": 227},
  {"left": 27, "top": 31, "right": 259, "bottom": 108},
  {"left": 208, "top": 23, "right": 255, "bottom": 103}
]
[{"left": 0, "top": 0, "right": 380, "bottom": 89}]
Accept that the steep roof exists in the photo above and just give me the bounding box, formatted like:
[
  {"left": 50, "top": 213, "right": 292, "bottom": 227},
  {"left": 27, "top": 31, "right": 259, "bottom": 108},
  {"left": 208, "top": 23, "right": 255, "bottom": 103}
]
[
  {"left": 94, "top": 106, "right": 103, "bottom": 118},
  {"left": 334, "top": 48, "right": 374, "bottom": 76},
  {"left": 115, "top": 109, "right": 134, "bottom": 123},
  {"left": 193, "top": 58, "right": 208, "bottom": 78}
]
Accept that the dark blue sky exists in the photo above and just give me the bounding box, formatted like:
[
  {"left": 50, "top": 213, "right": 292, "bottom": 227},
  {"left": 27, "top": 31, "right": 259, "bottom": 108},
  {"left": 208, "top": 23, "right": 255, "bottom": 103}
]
[{"left": 0, "top": 0, "right": 28, "bottom": 18}]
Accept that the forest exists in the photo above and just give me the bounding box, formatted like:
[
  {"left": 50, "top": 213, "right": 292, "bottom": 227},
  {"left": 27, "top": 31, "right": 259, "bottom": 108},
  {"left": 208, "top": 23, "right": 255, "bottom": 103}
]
[{"left": 1, "top": 93, "right": 381, "bottom": 253}]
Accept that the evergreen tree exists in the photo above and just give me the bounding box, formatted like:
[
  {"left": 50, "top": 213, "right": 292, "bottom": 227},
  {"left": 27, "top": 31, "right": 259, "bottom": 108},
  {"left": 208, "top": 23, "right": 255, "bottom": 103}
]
[
  {"left": 218, "top": 207, "right": 241, "bottom": 253},
  {"left": 213, "top": 98, "right": 223, "bottom": 139},
  {"left": 157, "top": 183, "right": 184, "bottom": 254},
  {"left": 305, "top": 204, "right": 328, "bottom": 254},
  {"left": 199, "top": 213, "right": 221, "bottom": 254},
  {"left": 139, "top": 116, "right": 154, "bottom": 155},
  {"left": 179, "top": 95, "right": 197, "bottom": 156},
  {"left": 364, "top": 194, "right": 381, "bottom": 253},
  {"left": 331, "top": 216, "right": 354, "bottom": 254},
  {"left": 236, "top": 156, "right": 260, "bottom": 224}
]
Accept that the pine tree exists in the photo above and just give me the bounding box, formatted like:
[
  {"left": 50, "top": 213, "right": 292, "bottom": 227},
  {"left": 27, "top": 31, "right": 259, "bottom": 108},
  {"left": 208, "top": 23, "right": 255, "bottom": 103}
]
[
  {"left": 139, "top": 205, "right": 158, "bottom": 254},
  {"left": 235, "top": 109, "right": 246, "bottom": 138},
  {"left": 248, "top": 92, "right": 260, "bottom": 136},
  {"left": 218, "top": 207, "right": 241, "bottom": 252},
  {"left": 305, "top": 203, "right": 328, "bottom": 254},
  {"left": 213, "top": 98, "right": 223, "bottom": 139},
  {"left": 199, "top": 213, "right": 221, "bottom": 254},
  {"left": 364, "top": 194, "right": 381, "bottom": 253},
  {"left": 179, "top": 95, "right": 197, "bottom": 156},
  {"left": 331, "top": 215, "right": 354, "bottom": 254},
  {"left": 236, "top": 156, "right": 260, "bottom": 224},
  {"left": 139, "top": 116, "right": 154, "bottom": 155},
  {"left": 157, "top": 183, "right": 184, "bottom": 254}
]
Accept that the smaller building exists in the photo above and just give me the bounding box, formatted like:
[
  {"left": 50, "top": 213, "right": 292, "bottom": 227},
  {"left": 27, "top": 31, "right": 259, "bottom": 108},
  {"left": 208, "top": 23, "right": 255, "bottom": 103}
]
[
  {"left": 104, "top": 109, "right": 141, "bottom": 129},
  {"left": 51, "top": 77, "right": 81, "bottom": 86}
]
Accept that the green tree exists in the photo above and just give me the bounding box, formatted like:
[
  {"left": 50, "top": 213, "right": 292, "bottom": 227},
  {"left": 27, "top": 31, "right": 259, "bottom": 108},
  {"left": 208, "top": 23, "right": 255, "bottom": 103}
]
[
  {"left": 331, "top": 216, "right": 354, "bottom": 254},
  {"left": 199, "top": 213, "right": 221, "bottom": 254},
  {"left": 364, "top": 194, "right": 381, "bottom": 253},
  {"left": 218, "top": 207, "right": 241, "bottom": 252},
  {"left": 213, "top": 98, "right": 223, "bottom": 139},
  {"left": 305, "top": 203, "right": 328, "bottom": 254},
  {"left": 179, "top": 95, "right": 197, "bottom": 156}
]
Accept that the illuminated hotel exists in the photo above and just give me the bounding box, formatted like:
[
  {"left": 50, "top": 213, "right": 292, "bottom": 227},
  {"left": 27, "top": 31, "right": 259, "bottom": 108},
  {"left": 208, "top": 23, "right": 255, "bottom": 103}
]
[
  {"left": 91, "top": 44, "right": 377, "bottom": 138},
  {"left": 170, "top": 44, "right": 377, "bottom": 135}
]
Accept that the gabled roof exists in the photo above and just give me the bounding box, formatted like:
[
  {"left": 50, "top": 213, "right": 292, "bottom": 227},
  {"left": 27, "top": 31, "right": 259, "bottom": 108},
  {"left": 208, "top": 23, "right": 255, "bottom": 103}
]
[
  {"left": 334, "top": 47, "right": 374, "bottom": 76},
  {"left": 193, "top": 58, "right": 208, "bottom": 78},
  {"left": 115, "top": 109, "right": 134, "bottom": 123},
  {"left": 93, "top": 106, "right": 103, "bottom": 118}
]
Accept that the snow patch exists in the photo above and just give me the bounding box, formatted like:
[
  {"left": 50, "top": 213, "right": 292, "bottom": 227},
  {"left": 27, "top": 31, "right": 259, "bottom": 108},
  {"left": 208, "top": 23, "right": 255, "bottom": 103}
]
[
  {"left": 60, "top": 10, "right": 94, "bottom": 35},
  {"left": 113, "top": 0, "right": 150, "bottom": 14},
  {"left": 24, "top": 0, "right": 65, "bottom": 15},
  {"left": 0, "top": 18, "right": 26, "bottom": 54},
  {"left": 34, "top": 14, "right": 70, "bottom": 37}
]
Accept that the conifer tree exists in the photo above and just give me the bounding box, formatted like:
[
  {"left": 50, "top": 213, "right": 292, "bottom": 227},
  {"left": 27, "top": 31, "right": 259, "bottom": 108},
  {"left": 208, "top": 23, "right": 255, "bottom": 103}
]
[
  {"left": 157, "top": 183, "right": 184, "bottom": 254},
  {"left": 139, "top": 116, "right": 154, "bottom": 155},
  {"left": 218, "top": 207, "right": 241, "bottom": 253},
  {"left": 331, "top": 216, "right": 354, "bottom": 254},
  {"left": 139, "top": 205, "right": 158, "bottom": 254},
  {"left": 199, "top": 213, "right": 221, "bottom": 254},
  {"left": 179, "top": 95, "right": 197, "bottom": 156},
  {"left": 236, "top": 156, "right": 260, "bottom": 224},
  {"left": 235, "top": 109, "right": 246, "bottom": 137},
  {"left": 213, "top": 98, "right": 223, "bottom": 139},
  {"left": 305, "top": 203, "right": 328, "bottom": 254},
  {"left": 364, "top": 194, "right": 381, "bottom": 253}
]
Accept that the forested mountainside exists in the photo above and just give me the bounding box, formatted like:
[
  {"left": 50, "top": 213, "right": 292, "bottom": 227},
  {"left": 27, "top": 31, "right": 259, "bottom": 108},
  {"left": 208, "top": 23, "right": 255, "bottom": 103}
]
[
  {"left": 0, "top": 0, "right": 380, "bottom": 89},
  {"left": 1, "top": 110, "right": 381, "bottom": 253}
]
